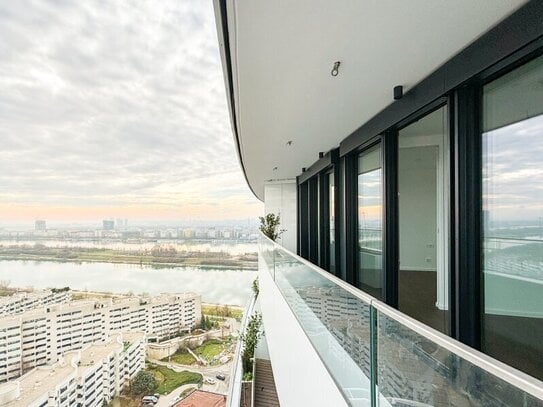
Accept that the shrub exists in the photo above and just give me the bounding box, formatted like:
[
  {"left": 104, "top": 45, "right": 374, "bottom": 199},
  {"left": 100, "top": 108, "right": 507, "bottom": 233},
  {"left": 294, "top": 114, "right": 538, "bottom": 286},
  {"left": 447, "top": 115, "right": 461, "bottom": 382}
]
[
  {"left": 240, "top": 312, "right": 262, "bottom": 377},
  {"left": 131, "top": 370, "right": 157, "bottom": 395}
]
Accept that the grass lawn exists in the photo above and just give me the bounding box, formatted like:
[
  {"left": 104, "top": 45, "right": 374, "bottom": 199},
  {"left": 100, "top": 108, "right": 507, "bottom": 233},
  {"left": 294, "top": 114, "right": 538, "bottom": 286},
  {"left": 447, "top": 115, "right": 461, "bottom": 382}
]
[
  {"left": 164, "top": 348, "right": 196, "bottom": 365},
  {"left": 146, "top": 364, "right": 202, "bottom": 395},
  {"left": 194, "top": 339, "right": 225, "bottom": 361}
]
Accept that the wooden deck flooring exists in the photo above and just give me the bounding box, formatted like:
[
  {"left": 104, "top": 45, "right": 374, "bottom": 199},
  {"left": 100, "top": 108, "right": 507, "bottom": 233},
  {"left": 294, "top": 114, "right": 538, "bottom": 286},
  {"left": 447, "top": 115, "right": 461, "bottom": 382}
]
[{"left": 253, "top": 358, "right": 280, "bottom": 407}]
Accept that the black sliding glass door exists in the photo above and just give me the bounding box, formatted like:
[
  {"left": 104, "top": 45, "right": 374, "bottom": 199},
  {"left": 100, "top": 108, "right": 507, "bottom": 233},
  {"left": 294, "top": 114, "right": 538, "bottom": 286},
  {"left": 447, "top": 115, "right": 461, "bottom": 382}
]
[
  {"left": 397, "top": 105, "right": 450, "bottom": 334},
  {"left": 482, "top": 54, "right": 543, "bottom": 381},
  {"left": 357, "top": 143, "right": 383, "bottom": 299}
]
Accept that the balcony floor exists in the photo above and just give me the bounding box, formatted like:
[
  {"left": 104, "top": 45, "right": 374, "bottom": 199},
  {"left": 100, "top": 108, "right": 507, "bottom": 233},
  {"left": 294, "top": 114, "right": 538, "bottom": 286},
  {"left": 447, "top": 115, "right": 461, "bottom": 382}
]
[{"left": 254, "top": 358, "right": 280, "bottom": 407}]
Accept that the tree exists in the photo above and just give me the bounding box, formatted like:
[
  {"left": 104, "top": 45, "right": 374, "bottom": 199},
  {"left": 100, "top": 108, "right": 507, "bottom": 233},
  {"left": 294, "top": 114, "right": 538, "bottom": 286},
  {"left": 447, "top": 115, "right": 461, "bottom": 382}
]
[
  {"left": 222, "top": 304, "right": 230, "bottom": 317},
  {"left": 200, "top": 314, "right": 215, "bottom": 331},
  {"left": 131, "top": 370, "right": 157, "bottom": 395},
  {"left": 240, "top": 312, "right": 262, "bottom": 376},
  {"left": 252, "top": 278, "right": 259, "bottom": 298},
  {"left": 259, "top": 213, "right": 284, "bottom": 241}
]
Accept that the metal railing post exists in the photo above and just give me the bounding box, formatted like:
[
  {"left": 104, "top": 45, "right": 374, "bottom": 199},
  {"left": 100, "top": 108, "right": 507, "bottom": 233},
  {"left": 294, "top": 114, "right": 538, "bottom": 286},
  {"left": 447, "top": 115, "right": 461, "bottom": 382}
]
[{"left": 370, "top": 305, "right": 377, "bottom": 407}]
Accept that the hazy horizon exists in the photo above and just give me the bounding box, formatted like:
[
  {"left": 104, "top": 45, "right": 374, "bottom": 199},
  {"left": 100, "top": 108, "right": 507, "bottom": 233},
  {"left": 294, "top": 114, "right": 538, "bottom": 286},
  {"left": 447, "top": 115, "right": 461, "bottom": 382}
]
[{"left": 0, "top": 217, "right": 259, "bottom": 230}]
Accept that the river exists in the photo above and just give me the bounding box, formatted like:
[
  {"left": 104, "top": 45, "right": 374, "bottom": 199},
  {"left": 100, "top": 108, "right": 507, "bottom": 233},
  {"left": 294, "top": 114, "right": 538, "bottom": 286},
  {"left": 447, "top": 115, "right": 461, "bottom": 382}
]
[{"left": 0, "top": 260, "right": 257, "bottom": 306}]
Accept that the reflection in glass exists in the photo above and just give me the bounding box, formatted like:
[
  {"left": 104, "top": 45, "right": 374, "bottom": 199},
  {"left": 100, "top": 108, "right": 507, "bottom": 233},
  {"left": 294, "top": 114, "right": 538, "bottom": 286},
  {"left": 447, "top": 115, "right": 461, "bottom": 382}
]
[
  {"left": 482, "top": 54, "right": 543, "bottom": 381},
  {"left": 358, "top": 144, "right": 383, "bottom": 299},
  {"left": 268, "top": 247, "right": 373, "bottom": 405},
  {"left": 398, "top": 106, "right": 449, "bottom": 334},
  {"left": 259, "top": 236, "right": 543, "bottom": 407},
  {"left": 377, "top": 312, "right": 542, "bottom": 406},
  {"left": 328, "top": 172, "right": 336, "bottom": 273}
]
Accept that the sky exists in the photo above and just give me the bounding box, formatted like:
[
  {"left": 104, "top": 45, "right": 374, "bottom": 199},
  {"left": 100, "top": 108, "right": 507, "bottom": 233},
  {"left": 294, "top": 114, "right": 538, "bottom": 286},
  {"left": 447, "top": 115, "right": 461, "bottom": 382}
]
[
  {"left": 483, "top": 114, "right": 543, "bottom": 225},
  {"left": 0, "top": 0, "right": 262, "bottom": 224}
]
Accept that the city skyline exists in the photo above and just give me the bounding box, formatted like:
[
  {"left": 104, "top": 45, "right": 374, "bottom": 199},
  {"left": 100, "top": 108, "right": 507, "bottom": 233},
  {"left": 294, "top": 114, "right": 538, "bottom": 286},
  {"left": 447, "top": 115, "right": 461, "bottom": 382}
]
[{"left": 0, "top": 1, "right": 262, "bottom": 222}]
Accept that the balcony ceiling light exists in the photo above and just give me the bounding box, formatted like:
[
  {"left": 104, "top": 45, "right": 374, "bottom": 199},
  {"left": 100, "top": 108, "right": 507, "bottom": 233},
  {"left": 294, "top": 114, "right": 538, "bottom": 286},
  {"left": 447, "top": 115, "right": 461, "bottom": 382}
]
[{"left": 331, "top": 61, "right": 341, "bottom": 77}]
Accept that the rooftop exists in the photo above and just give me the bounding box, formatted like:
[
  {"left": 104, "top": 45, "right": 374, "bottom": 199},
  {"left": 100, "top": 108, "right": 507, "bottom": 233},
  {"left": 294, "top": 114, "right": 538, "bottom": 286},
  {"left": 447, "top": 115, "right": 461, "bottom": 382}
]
[
  {"left": 174, "top": 390, "right": 226, "bottom": 407},
  {"left": 0, "top": 332, "right": 142, "bottom": 406}
]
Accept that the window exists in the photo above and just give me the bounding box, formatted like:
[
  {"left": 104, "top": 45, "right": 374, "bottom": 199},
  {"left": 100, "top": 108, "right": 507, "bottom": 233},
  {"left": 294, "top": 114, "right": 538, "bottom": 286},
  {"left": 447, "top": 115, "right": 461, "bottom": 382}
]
[
  {"left": 357, "top": 144, "right": 383, "bottom": 299},
  {"left": 298, "top": 181, "right": 309, "bottom": 258},
  {"left": 397, "top": 106, "right": 450, "bottom": 334},
  {"left": 482, "top": 54, "right": 543, "bottom": 381},
  {"left": 308, "top": 177, "right": 319, "bottom": 263},
  {"left": 328, "top": 172, "right": 337, "bottom": 274}
]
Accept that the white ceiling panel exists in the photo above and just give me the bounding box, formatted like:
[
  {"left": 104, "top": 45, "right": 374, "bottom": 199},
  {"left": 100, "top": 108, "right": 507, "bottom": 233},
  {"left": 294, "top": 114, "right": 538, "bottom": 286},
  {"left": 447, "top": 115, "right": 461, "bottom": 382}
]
[{"left": 227, "top": 0, "right": 527, "bottom": 200}]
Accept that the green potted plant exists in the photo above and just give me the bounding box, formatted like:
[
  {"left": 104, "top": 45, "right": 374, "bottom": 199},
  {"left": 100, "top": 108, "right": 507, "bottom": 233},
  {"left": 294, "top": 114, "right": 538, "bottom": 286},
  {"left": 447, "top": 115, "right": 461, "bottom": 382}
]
[{"left": 259, "top": 213, "right": 285, "bottom": 241}]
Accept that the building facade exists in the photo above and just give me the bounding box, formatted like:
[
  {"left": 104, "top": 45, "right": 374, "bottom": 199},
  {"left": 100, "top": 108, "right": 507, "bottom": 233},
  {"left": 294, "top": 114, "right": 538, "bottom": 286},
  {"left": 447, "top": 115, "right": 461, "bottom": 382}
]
[
  {"left": 0, "top": 293, "right": 200, "bottom": 381},
  {"left": 0, "top": 289, "right": 71, "bottom": 317},
  {"left": 0, "top": 332, "right": 145, "bottom": 407},
  {"left": 215, "top": 1, "right": 543, "bottom": 405}
]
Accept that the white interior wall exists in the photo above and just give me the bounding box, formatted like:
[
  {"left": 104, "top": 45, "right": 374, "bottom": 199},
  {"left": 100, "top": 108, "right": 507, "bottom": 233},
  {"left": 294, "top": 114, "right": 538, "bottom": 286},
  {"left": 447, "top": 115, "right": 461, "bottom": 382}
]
[
  {"left": 398, "top": 145, "right": 437, "bottom": 272},
  {"left": 264, "top": 180, "right": 297, "bottom": 252},
  {"left": 398, "top": 130, "right": 449, "bottom": 310}
]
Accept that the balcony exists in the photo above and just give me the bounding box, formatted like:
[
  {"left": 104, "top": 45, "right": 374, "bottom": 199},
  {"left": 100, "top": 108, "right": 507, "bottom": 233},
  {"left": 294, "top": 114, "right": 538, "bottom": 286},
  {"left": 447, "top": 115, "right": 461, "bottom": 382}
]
[{"left": 257, "top": 234, "right": 543, "bottom": 407}]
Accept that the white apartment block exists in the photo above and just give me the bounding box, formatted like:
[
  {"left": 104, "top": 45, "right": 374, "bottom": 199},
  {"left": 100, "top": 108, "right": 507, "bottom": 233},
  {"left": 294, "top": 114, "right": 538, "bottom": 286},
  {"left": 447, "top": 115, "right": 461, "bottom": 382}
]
[
  {"left": 0, "top": 293, "right": 200, "bottom": 381},
  {"left": 0, "top": 332, "right": 145, "bottom": 407},
  {"left": 0, "top": 289, "right": 71, "bottom": 316},
  {"left": 104, "top": 293, "right": 201, "bottom": 342}
]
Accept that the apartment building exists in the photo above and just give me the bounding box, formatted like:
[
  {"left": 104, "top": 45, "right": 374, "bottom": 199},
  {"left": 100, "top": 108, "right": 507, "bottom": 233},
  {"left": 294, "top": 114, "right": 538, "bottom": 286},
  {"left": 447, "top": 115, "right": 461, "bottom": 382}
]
[
  {"left": 0, "top": 293, "right": 200, "bottom": 381},
  {"left": 104, "top": 293, "right": 201, "bottom": 342},
  {"left": 215, "top": 1, "right": 543, "bottom": 405},
  {"left": 0, "top": 332, "right": 145, "bottom": 407},
  {"left": 0, "top": 289, "right": 71, "bottom": 316}
]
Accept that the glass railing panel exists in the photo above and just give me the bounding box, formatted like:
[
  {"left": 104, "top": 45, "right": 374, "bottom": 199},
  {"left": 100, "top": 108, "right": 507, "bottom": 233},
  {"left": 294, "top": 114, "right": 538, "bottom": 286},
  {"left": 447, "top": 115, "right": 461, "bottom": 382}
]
[
  {"left": 259, "top": 234, "right": 543, "bottom": 407},
  {"left": 227, "top": 296, "right": 256, "bottom": 407},
  {"left": 376, "top": 309, "right": 543, "bottom": 407},
  {"left": 259, "top": 236, "right": 276, "bottom": 274},
  {"left": 269, "top": 247, "right": 373, "bottom": 406}
]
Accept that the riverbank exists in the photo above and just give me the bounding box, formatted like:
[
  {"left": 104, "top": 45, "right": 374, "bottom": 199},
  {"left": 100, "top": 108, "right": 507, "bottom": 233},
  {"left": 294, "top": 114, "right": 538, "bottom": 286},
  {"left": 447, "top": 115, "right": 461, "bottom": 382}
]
[{"left": 0, "top": 245, "right": 257, "bottom": 270}]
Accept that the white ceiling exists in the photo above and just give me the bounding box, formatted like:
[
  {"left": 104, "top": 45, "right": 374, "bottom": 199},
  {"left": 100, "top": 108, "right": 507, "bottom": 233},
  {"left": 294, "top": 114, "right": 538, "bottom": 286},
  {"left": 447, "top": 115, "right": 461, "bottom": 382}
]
[{"left": 226, "top": 0, "right": 527, "bottom": 200}]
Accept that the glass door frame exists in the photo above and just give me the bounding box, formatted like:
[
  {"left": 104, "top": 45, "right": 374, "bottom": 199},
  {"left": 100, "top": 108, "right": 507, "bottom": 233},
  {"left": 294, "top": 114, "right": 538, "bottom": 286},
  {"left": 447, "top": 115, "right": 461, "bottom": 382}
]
[
  {"left": 346, "top": 98, "right": 455, "bottom": 330},
  {"left": 319, "top": 167, "right": 340, "bottom": 274},
  {"left": 393, "top": 100, "right": 453, "bottom": 335},
  {"left": 349, "top": 136, "right": 387, "bottom": 298}
]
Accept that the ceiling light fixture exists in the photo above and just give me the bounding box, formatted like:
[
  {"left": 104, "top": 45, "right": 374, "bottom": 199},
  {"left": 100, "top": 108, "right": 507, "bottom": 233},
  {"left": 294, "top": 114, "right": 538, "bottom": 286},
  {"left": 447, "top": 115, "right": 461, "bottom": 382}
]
[
  {"left": 331, "top": 61, "right": 341, "bottom": 77},
  {"left": 394, "top": 85, "right": 403, "bottom": 100}
]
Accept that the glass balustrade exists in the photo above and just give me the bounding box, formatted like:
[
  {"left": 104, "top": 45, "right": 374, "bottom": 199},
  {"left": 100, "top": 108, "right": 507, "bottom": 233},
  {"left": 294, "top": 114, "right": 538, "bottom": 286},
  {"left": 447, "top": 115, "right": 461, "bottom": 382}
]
[{"left": 259, "top": 234, "right": 543, "bottom": 407}]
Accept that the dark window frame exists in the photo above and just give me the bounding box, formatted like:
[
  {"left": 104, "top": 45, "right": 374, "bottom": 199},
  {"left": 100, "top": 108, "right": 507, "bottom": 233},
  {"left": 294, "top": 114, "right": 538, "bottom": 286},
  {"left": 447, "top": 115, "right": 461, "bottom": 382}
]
[
  {"left": 350, "top": 135, "right": 384, "bottom": 296},
  {"left": 319, "top": 167, "right": 340, "bottom": 274},
  {"left": 298, "top": 150, "right": 341, "bottom": 272},
  {"left": 477, "top": 49, "right": 543, "bottom": 358},
  {"left": 297, "top": 181, "right": 309, "bottom": 259},
  {"left": 308, "top": 177, "right": 319, "bottom": 264},
  {"left": 296, "top": 2, "right": 543, "bottom": 351},
  {"left": 392, "top": 99, "right": 454, "bottom": 334}
]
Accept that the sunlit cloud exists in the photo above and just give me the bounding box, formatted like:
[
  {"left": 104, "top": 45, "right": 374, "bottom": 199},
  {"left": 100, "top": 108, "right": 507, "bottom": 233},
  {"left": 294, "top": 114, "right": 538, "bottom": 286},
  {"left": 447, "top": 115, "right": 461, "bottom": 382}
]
[{"left": 0, "top": 0, "right": 262, "bottom": 222}]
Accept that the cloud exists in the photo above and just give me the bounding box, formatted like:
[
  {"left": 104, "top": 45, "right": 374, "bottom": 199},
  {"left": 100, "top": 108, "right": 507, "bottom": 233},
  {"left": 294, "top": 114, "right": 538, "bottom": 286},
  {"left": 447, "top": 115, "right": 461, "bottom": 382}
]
[
  {"left": 0, "top": 0, "right": 261, "bottom": 221},
  {"left": 483, "top": 114, "right": 543, "bottom": 223}
]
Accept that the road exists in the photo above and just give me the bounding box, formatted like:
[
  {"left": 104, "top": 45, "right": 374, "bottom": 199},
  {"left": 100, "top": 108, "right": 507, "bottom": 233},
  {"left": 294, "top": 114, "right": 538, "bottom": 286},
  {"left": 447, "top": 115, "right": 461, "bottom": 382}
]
[
  {"left": 151, "top": 319, "right": 240, "bottom": 406},
  {"left": 155, "top": 383, "right": 199, "bottom": 407},
  {"left": 150, "top": 358, "right": 232, "bottom": 406}
]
